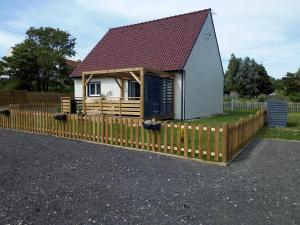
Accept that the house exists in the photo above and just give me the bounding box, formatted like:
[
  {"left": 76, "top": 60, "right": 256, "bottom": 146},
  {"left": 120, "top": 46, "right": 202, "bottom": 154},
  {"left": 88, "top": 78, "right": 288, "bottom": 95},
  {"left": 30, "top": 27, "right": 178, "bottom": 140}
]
[{"left": 70, "top": 8, "right": 224, "bottom": 120}]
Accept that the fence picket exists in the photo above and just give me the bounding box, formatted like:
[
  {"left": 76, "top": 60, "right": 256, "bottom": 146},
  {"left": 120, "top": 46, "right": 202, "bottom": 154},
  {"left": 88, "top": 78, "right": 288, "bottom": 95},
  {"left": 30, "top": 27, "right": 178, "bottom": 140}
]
[
  {"left": 177, "top": 123, "right": 181, "bottom": 155},
  {"left": 0, "top": 109, "right": 266, "bottom": 164}
]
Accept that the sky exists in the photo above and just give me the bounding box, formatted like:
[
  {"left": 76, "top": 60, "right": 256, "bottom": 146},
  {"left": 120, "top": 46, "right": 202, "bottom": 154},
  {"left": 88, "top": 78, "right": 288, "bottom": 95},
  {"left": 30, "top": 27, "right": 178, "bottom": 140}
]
[{"left": 0, "top": 0, "right": 299, "bottom": 78}]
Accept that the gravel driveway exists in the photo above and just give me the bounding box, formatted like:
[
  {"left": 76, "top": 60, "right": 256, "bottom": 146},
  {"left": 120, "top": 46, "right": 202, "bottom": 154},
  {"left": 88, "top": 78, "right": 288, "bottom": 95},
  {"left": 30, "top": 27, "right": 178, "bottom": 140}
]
[{"left": 0, "top": 128, "right": 299, "bottom": 225}]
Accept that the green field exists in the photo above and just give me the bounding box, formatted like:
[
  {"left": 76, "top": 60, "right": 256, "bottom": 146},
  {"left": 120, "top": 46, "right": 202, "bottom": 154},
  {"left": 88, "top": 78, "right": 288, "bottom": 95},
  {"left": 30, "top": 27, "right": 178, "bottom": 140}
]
[
  {"left": 259, "top": 113, "right": 300, "bottom": 141},
  {"left": 182, "top": 111, "right": 254, "bottom": 126}
]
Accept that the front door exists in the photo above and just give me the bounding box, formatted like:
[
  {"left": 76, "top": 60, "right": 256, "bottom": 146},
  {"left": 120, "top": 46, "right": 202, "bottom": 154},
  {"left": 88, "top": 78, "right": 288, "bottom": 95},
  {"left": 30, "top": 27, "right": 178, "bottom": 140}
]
[{"left": 128, "top": 80, "right": 140, "bottom": 99}]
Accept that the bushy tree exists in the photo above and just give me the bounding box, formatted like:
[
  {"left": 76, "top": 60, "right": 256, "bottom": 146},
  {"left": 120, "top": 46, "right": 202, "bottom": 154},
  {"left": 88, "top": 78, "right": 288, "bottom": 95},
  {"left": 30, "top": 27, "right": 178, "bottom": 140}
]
[
  {"left": 0, "top": 60, "right": 5, "bottom": 75},
  {"left": 225, "top": 54, "right": 275, "bottom": 97},
  {"left": 4, "top": 27, "right": 76, "bottom": 91},
  {"left": 255, "top": 63, "right": 274, "bottom": 95},
  {"left": 281, "top": 72, "right": 300, "bottom": 95},
  {"left": 296, "top": 68, "right": 300, "bottom": 79},
  {"left": 234, "top": 57, "right": 259, "bottom": 97},
  {"left": 224, "top": 54, "right": 242, "bottom": 93}
]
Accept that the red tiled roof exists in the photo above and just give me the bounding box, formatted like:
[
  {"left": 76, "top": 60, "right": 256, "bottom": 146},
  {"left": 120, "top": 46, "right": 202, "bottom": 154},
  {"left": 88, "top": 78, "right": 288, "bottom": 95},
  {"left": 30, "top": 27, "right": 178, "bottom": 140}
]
[{"left": 71, "top": 9, "right": 210, "bottom": 77}]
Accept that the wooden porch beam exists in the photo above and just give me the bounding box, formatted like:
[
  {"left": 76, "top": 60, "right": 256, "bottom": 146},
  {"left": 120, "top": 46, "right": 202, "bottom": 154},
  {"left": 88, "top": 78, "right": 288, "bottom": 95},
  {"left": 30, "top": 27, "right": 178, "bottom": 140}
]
[
  {"left": 140, "top": 69, "right": 144, "bottom": 118},
  {"left": 114, "top": 78, "right": 122, "bottom": 89},
  {"left": 82, "top": 67, "right": 144, "bottom": 76},
  {"left": 85, "top": 75, "right": 94, "bottom": 86},
  {"left": 129, "top": 72, "right": 141, "bottom": 84},
  {"left": 82, "top": 73, "right": 86, "bottom": 114},
  {"left": 121, "top": 79, "right": 124, "bottom": 97}
]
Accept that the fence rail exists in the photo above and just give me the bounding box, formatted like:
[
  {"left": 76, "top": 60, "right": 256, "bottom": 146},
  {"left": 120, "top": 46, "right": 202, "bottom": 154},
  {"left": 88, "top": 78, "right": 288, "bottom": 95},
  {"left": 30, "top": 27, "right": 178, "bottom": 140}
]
[
  {"left": 0, "top": 109, "right": 266, "bottom": 164},
  {"left": 84, "top": 97, "right": 141, "bottom": 116},
  {"left": 0, "top": 90, "right": 72, "bottom": 107},
  {"left": 9, "top": 103, "right": 60, "bottom": 113},
  {"left": 224, "top": 101, "right": 300, "bottom": 112}
]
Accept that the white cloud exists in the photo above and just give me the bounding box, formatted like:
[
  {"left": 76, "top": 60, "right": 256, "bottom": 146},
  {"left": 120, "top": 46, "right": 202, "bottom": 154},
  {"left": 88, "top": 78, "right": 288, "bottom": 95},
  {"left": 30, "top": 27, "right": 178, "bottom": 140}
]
[
  {"left": 1, "top": 0, "right": 300, "bottom": 77},
  {"left": 74, "top": 0, "right": 300, "bottom": 77},
  {"left": 0, "top": 31, "right": 23, "bottom": 55}
]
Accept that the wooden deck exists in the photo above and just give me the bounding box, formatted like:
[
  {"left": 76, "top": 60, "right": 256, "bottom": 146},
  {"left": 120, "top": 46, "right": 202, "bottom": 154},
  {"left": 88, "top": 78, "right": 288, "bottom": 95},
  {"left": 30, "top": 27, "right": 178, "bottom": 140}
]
[
  {"left": 61, "top": 97, "right": 142, "bottom": 117},
  {"left": 84, "top": 97, "right": 141, "bottom": 116}
]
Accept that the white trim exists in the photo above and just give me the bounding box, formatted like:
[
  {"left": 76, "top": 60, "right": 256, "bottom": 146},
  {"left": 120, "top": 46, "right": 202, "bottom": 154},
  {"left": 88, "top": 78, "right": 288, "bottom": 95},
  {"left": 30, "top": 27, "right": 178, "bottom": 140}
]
[{"left": 88, "top": 81, "right": 101, "bottom": 97}]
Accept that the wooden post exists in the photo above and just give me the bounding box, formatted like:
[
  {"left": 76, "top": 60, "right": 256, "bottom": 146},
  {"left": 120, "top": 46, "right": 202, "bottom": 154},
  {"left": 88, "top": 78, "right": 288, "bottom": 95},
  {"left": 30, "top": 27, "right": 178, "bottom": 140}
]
[
  {"left": 163, "top": 121, "right": 168, "bottom": 153},
  {"left": 198, "top": 125, "right": 203, "bottom": 159},
  {"left": 191, "top": 124, "right": 195, "bottom": 158},
  {"left": 184, "top": 123, "right": 188, "bottom": 157},
  {"left": 101, "top": 97, "right": 103, "bottom": 115},
  {"left": 119, "top": 98, "right": 122, "bottom": 116},
  {"left": 222, "top": 124, "right": 228, "bottom": 163},
  {"left": 82, "top": 73, "right": 86, "bottom": 114},
  {"left": 121, "top": 79, "right": 124, "bottom": 98},
  {"left": 207, "top": 126, "right": 211, "bottom": 160},
  {"left": 140, "top": 68, "right": 145, "bottom": 118},
  {"left": 177, "top": 123, "right": 181, "bottom": 155}
]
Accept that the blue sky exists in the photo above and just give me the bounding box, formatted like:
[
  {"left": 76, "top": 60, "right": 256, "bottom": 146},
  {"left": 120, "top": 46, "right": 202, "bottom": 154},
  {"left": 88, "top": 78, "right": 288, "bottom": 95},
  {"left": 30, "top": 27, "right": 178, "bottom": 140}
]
[{"left": 0, "top": 0, "right": 299, "bottom": 78}]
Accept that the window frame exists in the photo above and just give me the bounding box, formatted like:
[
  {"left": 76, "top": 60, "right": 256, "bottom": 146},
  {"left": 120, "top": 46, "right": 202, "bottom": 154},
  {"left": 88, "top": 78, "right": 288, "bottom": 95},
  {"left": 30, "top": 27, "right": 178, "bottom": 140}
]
[{"left": 88, "top": 81, "right": 101, "bottom": 97}]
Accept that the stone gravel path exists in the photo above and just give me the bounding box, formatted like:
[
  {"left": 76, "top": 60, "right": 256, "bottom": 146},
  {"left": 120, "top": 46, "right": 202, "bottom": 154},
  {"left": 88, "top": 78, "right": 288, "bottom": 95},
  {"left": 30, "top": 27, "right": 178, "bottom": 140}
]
[{"left": 0, "top": 128, "right": 299, "bottom": 225}]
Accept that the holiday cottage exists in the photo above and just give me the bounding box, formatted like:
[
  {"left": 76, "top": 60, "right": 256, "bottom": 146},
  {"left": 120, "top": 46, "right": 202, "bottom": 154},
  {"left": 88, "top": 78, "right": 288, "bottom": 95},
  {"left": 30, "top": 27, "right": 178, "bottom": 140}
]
[{"left": 70, "top": 9, "right": 224, "bottom": 120}]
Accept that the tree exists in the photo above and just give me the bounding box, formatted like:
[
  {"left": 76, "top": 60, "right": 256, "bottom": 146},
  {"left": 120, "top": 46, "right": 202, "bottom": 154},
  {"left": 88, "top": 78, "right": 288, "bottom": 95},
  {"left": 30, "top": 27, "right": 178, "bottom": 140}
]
[
  {"left": 281, "top": 72, "right": 300, "bottom": 95},
  {"left": 0, "top": 60, "right": 5, "bottom": 75},
  {"left": 4, "top": 27, "right": 76, "bottom": 91},
  {"left": 234, "top": 57, "right": 259, "bottom": 97},
  {"left": 296, "top": 68, "right": 300, "bottom": 79},
  {"left": 224, "top": 54, "right": 242, "bottom": 93},
  {"left": 254, "top": 63, "right": 274, "bottom": 95}
]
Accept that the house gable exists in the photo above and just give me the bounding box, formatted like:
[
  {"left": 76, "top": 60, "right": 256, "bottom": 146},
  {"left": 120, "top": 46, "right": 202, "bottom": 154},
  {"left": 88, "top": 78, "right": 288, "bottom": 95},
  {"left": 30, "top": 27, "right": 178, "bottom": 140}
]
[{"left": 183, "top": 12, "right": 224, "bottom": 119}]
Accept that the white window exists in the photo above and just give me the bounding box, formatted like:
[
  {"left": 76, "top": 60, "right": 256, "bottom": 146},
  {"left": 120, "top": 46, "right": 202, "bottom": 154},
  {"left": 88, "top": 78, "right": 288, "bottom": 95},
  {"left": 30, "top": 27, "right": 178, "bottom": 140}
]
[{"left": 88, "top": 82, "right": 101, "bottom": 96}]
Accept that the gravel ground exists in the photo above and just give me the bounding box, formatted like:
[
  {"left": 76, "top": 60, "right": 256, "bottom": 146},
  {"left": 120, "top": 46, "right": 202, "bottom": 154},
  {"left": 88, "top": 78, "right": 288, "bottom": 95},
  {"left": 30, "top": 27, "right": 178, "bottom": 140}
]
[{"left": 0, "top": 128, "right": 299, "bottom": 225}]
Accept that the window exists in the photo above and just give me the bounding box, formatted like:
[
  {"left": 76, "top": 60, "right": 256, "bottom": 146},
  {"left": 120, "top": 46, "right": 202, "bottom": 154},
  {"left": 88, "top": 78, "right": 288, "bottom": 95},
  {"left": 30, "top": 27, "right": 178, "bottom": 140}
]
[
  {"left": 88, "top": 82, "right": 101, "bottom": 96},
  {"left": 128, "top": 80, "right": 140, "bottom": 98}
]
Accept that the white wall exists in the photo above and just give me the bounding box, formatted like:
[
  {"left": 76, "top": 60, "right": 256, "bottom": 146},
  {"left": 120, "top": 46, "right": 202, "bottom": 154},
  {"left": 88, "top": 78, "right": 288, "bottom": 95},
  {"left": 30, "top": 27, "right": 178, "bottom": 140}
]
[
  {"left": 74, "top": 77, "right": 121, "bottom": 99},
  {"left": 74, "top": 78, "right": 83, "bottom": 99},
  {"left": 183, "top": 12, "right": 224, "bottom": 119},
  {"left": 174, "top": 73, "right": 182, "bottom": 120}
]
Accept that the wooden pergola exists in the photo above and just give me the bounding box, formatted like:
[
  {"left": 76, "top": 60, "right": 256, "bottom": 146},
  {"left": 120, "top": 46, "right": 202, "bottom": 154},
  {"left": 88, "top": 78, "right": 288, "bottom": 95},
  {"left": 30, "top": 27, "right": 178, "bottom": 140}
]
[{"left": 82, "top": 67, "right": 175, "bottom": 118}]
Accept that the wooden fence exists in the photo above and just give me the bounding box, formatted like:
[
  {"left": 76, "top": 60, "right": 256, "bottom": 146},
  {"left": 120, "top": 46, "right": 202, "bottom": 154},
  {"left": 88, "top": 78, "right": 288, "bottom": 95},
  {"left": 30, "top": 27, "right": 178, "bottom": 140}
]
[
  {"left": 0, "top": 110, "right": 266, "bottom": 164},
  {"left": 9, "top": 104, "right": 60, "bottom": 113},
  {"left": 0, "top": 90, "right": 72, "bottom": 107},
  {"left": 224, "top": 101, "right": 300, "bottom": 112}
]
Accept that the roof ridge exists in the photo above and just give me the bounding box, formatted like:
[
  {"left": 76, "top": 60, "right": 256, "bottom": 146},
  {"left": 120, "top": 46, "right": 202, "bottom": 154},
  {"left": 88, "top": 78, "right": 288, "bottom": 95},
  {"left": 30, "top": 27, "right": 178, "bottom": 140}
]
[{"left": 110, "top": 8, "right": 210, "bottom": 30}]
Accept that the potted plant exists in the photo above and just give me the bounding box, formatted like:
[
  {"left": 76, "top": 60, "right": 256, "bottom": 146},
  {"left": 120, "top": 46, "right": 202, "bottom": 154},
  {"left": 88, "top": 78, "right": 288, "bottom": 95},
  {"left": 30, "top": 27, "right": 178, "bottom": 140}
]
[
  {"left": 0, "top": 109, "right": 10, "bottom": 117},
  {"left": 53, "top": 113, "right": 68, "bottom": 121},
  {"left": 143, "top": 120, "right": 161, "bottom": 131}
]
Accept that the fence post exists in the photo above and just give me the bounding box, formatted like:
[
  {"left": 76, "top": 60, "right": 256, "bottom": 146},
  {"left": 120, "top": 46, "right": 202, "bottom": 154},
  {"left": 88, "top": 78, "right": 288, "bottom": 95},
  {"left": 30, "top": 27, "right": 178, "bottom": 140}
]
[{"left": 222, "top": 124, "right": 228, "bottom": 163}]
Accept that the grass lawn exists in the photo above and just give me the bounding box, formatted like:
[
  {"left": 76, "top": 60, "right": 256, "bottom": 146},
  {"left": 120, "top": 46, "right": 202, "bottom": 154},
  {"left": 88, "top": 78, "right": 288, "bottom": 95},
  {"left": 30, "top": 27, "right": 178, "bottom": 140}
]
[
  {"left": 259, "top": 113, "right": 300, "bottom": 141},
  {"left": 182, "top": 110, "right": 255, "bottom": 126}
]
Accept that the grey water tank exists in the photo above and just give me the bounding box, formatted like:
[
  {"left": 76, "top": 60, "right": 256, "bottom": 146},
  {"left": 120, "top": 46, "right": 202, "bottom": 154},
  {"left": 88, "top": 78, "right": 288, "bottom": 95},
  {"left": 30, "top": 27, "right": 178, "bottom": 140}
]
[{"left": 267, "top": 99, "right": 288, "bottom": 127}]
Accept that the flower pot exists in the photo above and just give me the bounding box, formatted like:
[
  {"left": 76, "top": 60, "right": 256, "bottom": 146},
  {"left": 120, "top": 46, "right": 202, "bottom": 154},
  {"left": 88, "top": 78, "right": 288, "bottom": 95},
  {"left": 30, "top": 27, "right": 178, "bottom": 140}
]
[
  {"left": 0, "top": 110, "right": 10, "bottom": 117},
  {"left": 143, "top": 122, "right": 161, "bottom": 131},
  {"left": 53, "top": 113, "right": 68, "bottom": 121}
]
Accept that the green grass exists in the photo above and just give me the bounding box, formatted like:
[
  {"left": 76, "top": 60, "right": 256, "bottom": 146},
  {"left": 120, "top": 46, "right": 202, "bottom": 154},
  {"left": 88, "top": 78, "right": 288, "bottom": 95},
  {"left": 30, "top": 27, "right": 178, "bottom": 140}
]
[
  {"left": 259, "top": 113, "right": 300, "bottom": 141},
  {"left": 180, "top": 111, "right": 254, "bottom": 126}
]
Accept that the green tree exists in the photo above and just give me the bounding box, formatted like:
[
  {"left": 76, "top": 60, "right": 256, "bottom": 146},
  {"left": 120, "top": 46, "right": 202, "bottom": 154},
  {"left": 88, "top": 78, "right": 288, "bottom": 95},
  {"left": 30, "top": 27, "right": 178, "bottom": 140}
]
[
  {"left": 234, "top": 57, "right": 259, "bottom": 97},
  {"left": 4, "top": 27, "right": 76, "bottom": 91},
  {"left": 255, "top": 63, "right": 274, "bottom": 95},
  {"left": 224, "top": 54, "right": 241, "bottom": 93},
  {"left": 0, "top": 60, "right": 5, "bottom": 75},
  {"left": 296, "top": 68, "right": 300, "bottom": 79},
  {"left": 281, "top": 72, "right": 300, "bottom": 95}
]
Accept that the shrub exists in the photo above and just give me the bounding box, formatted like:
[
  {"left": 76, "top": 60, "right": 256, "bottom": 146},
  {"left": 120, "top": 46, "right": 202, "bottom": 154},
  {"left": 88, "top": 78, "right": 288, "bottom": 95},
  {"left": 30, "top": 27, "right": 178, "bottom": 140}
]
[
  {"left": 289, "top": 93, "right": 300, "bottom": 102},
  {"left": 257, "top": 94, "right": 267, "bottom": 102}
]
